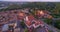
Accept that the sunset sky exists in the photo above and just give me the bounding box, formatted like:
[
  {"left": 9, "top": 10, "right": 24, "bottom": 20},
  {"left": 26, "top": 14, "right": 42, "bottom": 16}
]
[{"left": 0, "top": 0, "right": 60, "bottom": 2}]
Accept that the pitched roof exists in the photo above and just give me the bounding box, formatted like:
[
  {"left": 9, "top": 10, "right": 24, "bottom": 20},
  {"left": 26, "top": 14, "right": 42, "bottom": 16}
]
[{"left": 28, "top": 15, "right": 35, "bottom": 21}]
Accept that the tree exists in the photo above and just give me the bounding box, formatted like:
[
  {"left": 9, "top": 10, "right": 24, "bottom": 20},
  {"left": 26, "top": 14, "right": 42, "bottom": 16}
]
[
  {"left": 24, "top": 28, "right": 28, "bottom": 32},
  {"left": 44, "top": 19, "right": 52, "bottom": 24},
  {"left": 54, "top": 20, "right": 60, "bottom": 29},
  {"left": 45, "top": 3, "right": 56, "bottom": 12},
  {"left": 6, "top": 4, "right": 21, "bottom": 10},
  {"left": 0, "top": 4, "right": 22, "bottom": 12},
  {"left": 20, "top": 20, "right": 26, "bottom": 29}
]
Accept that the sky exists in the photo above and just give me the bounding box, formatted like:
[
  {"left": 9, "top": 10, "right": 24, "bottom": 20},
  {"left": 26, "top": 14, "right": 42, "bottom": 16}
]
[{"left": 0, "top": 0, "right": 60, "bottom": 2}]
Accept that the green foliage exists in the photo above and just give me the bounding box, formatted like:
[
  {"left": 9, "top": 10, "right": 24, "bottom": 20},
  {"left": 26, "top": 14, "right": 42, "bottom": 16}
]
[
  {"left": 0, "top": 8, "right": 7, "bottom": 12},
  {"left": 54, "top": 20, "right": 60, "bottom": 29},
  {"left": 6, "top": 4, "right": 21, "bottom": 10},
  {"left": 21, "top": 2, "right": 46, "bottom": 9},
  {"left": 44, "top": 19, "right": 52, "bottom": 24},
  {"left": 0, "top": 2, "right": 56, "bottom": 12},
  {"left": 0, "top": 4, "right": 22, "bottom": 12},
  {"left": 24, "top": 28, "right": 28, "bottom": 32},
  {"left": 51, "top": 14, "right": 60, "bottom": 18},
  {"left": 20, "top": 20, "right": 26, "bottom": 28}
]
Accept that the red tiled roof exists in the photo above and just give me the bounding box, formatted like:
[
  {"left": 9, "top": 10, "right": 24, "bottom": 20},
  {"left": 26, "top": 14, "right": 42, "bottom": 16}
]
[
  {"left": 26, "top": 21, "right": 31, "bottom": 26},
  {"left": 19, "top": 12, "right": 25, "bottom": 17},
  {"left": 34, "top": 20, "right": 40, "bottom": 26},
  {"left": 17, "top": 12, "right": 25, "bottom": 20},
  {"left": 28, "top": 15, "right": 35, "bottom": 21}
]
